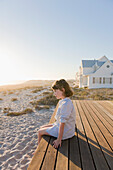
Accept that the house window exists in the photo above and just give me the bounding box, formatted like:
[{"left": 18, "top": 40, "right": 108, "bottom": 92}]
[
  {"left": 103, "top": 77, "right": 112, "bottom": 84},
  {"left": 95, "top": 77, "right": 99, "bottom": 83},
  {"left": 103, "top": 77, "right": 105, "bottom": 84},
  {"left": 93, "top": 77, "right": 95, "bottom": 84},
  {"left": 93, "top": 77, "right": 102, "bottom": 84},
  {"left": 105, "top": 78, "right": 109, "bottom": 84}
]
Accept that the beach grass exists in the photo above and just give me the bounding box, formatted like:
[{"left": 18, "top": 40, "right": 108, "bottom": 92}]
[
  {"left": 11, "top": 98, "right": 18, "bottom": 101},
  {"left": 71, "top": 87, "right": 113, "bottom": 100},
  {"left": 35, "top": 105, "right": 50, "bottom": 110},
  {"left": 31, "top": 86, "right": 45, "bottom": 93},
  {"left": 8, "top": 91, "right": 14, "bottom": 95},
  {"left": 6, "top": 108, "right": 33, "bottom": 116}
]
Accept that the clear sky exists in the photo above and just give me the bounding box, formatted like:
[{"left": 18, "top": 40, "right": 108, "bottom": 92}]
[{"left": 0, "top": 0, "right": 113, "bottom": 85}]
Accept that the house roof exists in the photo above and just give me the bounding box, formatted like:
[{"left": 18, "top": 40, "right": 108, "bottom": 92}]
[
  {"left": 82, "top": 60, "right": 113, "bottom": 68},
  {"left": 98, "top": 56, "right": 108, "bottom": 61}
]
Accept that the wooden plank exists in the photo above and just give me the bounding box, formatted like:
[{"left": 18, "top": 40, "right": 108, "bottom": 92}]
[
  {"left": 79, "top": 100, "right": 110, "bottom": 170},
  {"left": 69, "top": 134, "right": 81, "bottom": 170},
  {"left": 102, "top": 101, "right": 113, "bottom": 116},
  {"left": 82, "top": 100, "right": 113, "bottom": 169},
  {"left": 107, "top": 101, "right": 113, "bottom": 108},
  {"left": 93, "top": 101, "right": 113, "bottom": 125},
  {"left": 69, "top": 101, "right": 81, "bottom": 170},
  {"left": 86, "top": 100, "right": 113, "bottom": 149},
  {"left": 91, "top": 101, "right": 113, "bottom": 134},
  {"left": 41, "top": 137, "right": 57, "bottom": 170},
  {"left": 55, "top": 139, "right": 68, "bottom": 170},
  {"left": 97, "top": 101, "right": 113, "bottom": 120},
  {"left": 74, "top": 100, "right": 95, "bottom": 170}
]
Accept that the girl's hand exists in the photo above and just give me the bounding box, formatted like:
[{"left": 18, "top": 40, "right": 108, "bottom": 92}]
[{"left": 52, "top": 139, "right": 62, "bottom": 149}]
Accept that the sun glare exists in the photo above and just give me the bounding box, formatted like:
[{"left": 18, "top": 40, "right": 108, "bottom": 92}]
[{"left": 0, "top": 56, "right": 19, "bottom": 85}]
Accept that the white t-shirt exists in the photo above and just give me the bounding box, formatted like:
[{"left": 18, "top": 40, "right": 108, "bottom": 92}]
[{"left": 46, "top": 97, "right": 76, "bottom": 140}]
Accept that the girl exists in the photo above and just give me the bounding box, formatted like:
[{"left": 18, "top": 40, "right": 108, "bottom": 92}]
[{"left": 34, "top": 79, "right": 76, "bottom": 151}]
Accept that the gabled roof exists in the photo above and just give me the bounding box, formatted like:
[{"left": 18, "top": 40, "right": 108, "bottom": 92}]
[
  {"left": 98, "top": 56, "right": 108, "bottom": 61},
  {"left": 82, "top": 59, "right": 113, "bottom": 68}
]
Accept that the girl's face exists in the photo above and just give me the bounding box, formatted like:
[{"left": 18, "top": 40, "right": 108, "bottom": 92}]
[{"left": 53, "top": 88, "right": 65, "bottom": 99}]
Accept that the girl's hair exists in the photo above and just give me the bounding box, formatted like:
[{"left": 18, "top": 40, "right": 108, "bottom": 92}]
[{"left": 51, "top": 79, "right": 73, "bottom": 97}]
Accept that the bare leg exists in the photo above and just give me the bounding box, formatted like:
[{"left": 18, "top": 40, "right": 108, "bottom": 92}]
[
  {"left": 38, "top": 126, "right": 52, "bottom": 144},
  {"left": 32, "top": 127, "right": 53, "bottom": 155},
  {"left": 40, "top": 123, "right": 54, "bottom": 129},
  {"left": 38, "top": 131, "right": 42, "bottom": 144}
]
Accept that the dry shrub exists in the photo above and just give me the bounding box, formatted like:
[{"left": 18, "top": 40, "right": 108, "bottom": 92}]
[
  {"left": 42, "top": 91, "right": 51, "bottom": 95},
  {"left": 3, "top": 107, "right": 12, "bottom": 113},
  {"left": 89, "top": 94, "right": 108, "bottom": 100},
  {"left": 35, "top": 105, "right": 50, "bottom": 110},
  {"left": 8, "top": 91, "right": 14, "bottom": 95},
  {"left": 7, "top": 108, "right": 33, "bottom": 116},
  {"left": 31, "top": 86, "right": 44, "bottom": 93},
  {"left": 71, "top": 88, "right": 113, "bottom": 100},
  {"left": 79, "top": 91, "right": 89, "bottom": 96},
  {"left": 36, "top": 93, "right": 58, "bottom": 106},
  {"left": 30, "top": 92, "right": 58, "bottom": 106},
  {"left": 11, "top": 98, "right": 18, "bottom": 101}
]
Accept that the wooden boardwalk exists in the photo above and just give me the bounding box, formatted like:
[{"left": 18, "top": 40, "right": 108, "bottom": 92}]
[{"left": 28, "top": 100, "right": 113, "bottom": 170}]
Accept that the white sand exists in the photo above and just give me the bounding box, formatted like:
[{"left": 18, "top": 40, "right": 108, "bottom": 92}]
[{"left": 0, "top": 87, "right": 55, "bottom": 170}]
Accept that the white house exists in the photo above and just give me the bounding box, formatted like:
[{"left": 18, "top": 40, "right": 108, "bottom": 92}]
[{"left": 75, "top": 56, "right": 113, "bottom": 89}]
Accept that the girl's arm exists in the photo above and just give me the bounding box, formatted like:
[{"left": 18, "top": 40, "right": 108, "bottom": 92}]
[
  {"left": 52, "top": 122, "right": 65, "bottom": 148},
  {"left": 57, "top": 122, "right": 65, "bottom": 141}
]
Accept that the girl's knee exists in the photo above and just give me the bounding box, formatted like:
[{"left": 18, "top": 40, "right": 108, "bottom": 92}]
[
  {"left": 38, "top": 129, "right": 43, "bottom": 135},
  {"left": 38, "top": 129, "right": 47, "bottom": 136}
]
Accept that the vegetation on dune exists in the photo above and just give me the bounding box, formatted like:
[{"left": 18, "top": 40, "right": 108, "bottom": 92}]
[
  {"left": 71, "top": 88, "right": 113, "bottom": 100},
  {"left": 3, "top": 107, "right": 12, "bottom": 114},
  {"left": 6, "top": 108, "right": 33, "bottom": 116},
  {"left": 1, "top": 83, "right": 113, "bottom": 117},
  {"left": 31, "top": 86, "right": 45, "bottom": 93},
  {"left": 37, "top": 94, "right": 58, "bottom": 106},
  {"left": 42, "top": 91, "right": 51, "bottom": 95},
  {"left": 88, "top": 94, "right": 108, "bottom": 100},
  {"left": 30, "top": 92, "right": 58, "bottom": 107},
  {"left": 11, "top": 98, "right": 18, "bottom": 101},
  {"left": 35, "top": 105, "right": 50, "bottom": 110},
  {"left": 8, "top": 91, "right": 14, "bottom": 95},
  {"left": 3, "top": 107, "right": 12, "bottom": 113}
]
